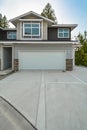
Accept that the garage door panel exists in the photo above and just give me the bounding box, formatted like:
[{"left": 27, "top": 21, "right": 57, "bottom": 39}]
[{"left": 19, "top": 52, "right": 65, "bottom": 70}]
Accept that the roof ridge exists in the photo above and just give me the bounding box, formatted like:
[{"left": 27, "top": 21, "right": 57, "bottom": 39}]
[{"left": 9, "top": 11, "right": 54, "bottom": 24}]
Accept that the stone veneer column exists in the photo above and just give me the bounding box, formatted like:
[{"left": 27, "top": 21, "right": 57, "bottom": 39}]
[
  {"left": 14, "top": 59, "right": 19, "bottom": 71},
  {"left": 66, "top": 59, "right": 73, "bottom": 71}
]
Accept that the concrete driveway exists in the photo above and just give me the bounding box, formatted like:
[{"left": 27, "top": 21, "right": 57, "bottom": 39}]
[{"left": 0, "top": 66, "right": 87, "bottom": 130}]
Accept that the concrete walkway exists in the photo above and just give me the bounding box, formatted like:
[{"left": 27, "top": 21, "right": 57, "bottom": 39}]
[
  {"left": 0, "top": 67, "right": 87, "bottom": 130},
  {"left": 0, "top": 68, "right": 13, "bottom": 75}
]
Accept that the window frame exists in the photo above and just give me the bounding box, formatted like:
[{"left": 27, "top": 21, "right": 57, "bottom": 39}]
[
  {"left": 23, "top": 22, "right": 40, "bottom": 37},
  {"left": 7, "top": 31, "right": 16, "bottom": 39},
  {"left": 58, "top": 28, "right": 70, "bottom": 38}
]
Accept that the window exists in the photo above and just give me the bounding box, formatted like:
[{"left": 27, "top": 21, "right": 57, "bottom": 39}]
[
  {"left": 58, "top": 28, "right": 69, "bottom": 38},
  {"left": 23, "top": 22, "right": 40, "bottom": 38},
  {"left": 7, "top": 32, "right": 16, "bottom": 39}
]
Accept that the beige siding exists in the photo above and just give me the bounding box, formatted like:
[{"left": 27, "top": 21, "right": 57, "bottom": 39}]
[
  {"left": 66, "top": 50, "right": 73, "bottom": 59},
  {"left": 0, "top": 45, "right": 1, "bottom": 58},
  {"left": 43, "top": 21, "right": 48, "bottom": 40},
  {"left": 17, "top": 22, "right": 23, "bottom": 40},
  {"left": 21, "top": 14, "right": 41, "bottom": 19},
  {"left": 17, "top": 22, "right": 20, "bottom": 40},
  {"left": 16, "top": 14, "right": 48, "bottom": 40}
]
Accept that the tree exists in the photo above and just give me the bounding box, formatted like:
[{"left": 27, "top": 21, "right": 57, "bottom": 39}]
[
  {"left": 78, "top": 31, "right": 87, "bottom": 44},
  {"left": 78, "top": 33, "right": 85, "bottom": 44},
  {"left": 41, "top": 3, "right": 57, "bottom": 24},
  {"left": 0, "top": 13, "right": 9, "bottom": 28},
  {"left": 75, "top": 47, "right": 84, "bottom": 65},
  {"left": 75, "top": 31, "right": 87, "bottom": 66},
  {"left": 83, "top": 53, "right": 87, "bottom": 66},
  {"left": 0, "top": 13, "right": 3, "bottom": 27}
]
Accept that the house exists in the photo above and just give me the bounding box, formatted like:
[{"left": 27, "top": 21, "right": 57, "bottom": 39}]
[{"left": 0, "top": 11, "right": 77, "bottom": 71}]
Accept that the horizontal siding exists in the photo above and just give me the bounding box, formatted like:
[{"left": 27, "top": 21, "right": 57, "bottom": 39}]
[
  {"left": 48, "top": 27, "right": 71, "bottom": 41},
  {"left": 14, "top": 44, "right": 72, "bottom": 59},
  {"left": 0, "top": 30, "right": 16, "bottom": 40},
  {"left": 0, "top": 29, "right": 3, "bottom": 40},
  {"left": 0, "top": 27, "right": 71, "bottom": 41}
]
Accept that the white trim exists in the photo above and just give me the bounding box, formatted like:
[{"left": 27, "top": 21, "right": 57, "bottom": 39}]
[
  {"left": 42, "top": 20, "right": 43, "bottom": 40},
  {"left": 0, "top": 41, "right": 76, "bottom": 44},
  {"left": 23, "top": 22, "right": 41, "bottom": 37},
  {"left": 52, "top": 24, "right": 78, "bottom": 31},
  {"left": 0, "top": 27, "right": 16, "bottom": 30},
  {"left": 9, "top": 11, "right": 54, "bottom": 24},
  {"left": 72, "top": 48, "right": 75, "bottom": 67},
  {"left": 20, "top": 22, "right": 22, "bottom": 40},
  {"left": 1, "top": 46, "right": 13, "bottom": 70},
  {"left": 1, "top": 45, "right": 3, "bottom": 70},
  {"left": 19, "top": 19, "right": 43, "bottom": 22},
  {"left": 20, "top": 38, "right": 43, "bottom": 41},
  {"left": 12, "top": 46, "right": 14, "bottom": 70},
  {"left": 58, "top": 28, "right": 70, "bottom": 38}
]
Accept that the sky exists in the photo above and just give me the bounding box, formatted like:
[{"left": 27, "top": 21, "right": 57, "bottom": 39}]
[{"left": 0, "top": 0, "right": 87, "bottom": 38}]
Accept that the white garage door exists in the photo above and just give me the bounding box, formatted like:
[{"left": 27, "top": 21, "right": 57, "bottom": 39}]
[{"left": 19, "top": 51, "right": 65, "bottom": 70}]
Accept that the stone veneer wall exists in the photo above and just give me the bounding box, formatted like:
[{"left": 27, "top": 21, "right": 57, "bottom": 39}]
[
  {"left": 66, "top": 59, "right": 73, "bottom": 71},
  {"left": 14, "top": 59, "right": 19, "bottom": 71},
  {"left": 14, "top": 59, "right": 73, "bottom": 71}
]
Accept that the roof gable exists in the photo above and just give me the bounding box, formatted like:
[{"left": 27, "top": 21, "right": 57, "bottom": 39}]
[{"left": 9, "top": 11, "right": 54, "bottom": 26}]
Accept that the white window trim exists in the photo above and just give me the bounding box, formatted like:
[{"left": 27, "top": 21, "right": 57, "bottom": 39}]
[
  {"left": 23, "top": 22, "right": 40, "bottom": 37},
  {"left": 58, "top": 28, "right": 69, "bottom": 38},
  {"left": 19, "top": 19, "right": 43, "bottom": 22}
]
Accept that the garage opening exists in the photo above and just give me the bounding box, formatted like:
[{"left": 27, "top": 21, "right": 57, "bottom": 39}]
[
  {"left": 3, "top": 47, "right": 12, "bottom": 70},
  {"left": 19, "top": 51, "right": 65, "bottom": 70}
]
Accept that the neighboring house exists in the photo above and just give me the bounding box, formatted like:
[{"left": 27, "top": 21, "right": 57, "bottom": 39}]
[{"left": 0, "top": 11, "right": 77, "bottom": 71}]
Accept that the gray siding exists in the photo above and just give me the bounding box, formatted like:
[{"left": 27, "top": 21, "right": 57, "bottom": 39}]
[
  {"left": 0, "top": 30, "right": 16, "bottom": 40},
  {"left": 0, "top": 29, "right": 3, "bottom": 40},
  {"left": 48, "top": 27, "right": 71, "bottom": 41},
  {"left": 0, "top": 46, "right": 1, "bottom": 58}
]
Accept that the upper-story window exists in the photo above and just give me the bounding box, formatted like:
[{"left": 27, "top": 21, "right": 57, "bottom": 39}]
[
  {"left": 23, "top": 22, "right": 40, "bottom": 38},
  {"left": 58, "top": 28, "right": 69, "bottom": 38},
  {"left": 7, "top": 31, "right": 16, "bottom": 39}
]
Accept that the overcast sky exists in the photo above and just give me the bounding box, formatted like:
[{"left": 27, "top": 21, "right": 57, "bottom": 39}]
[{"left": 0, "top": 0, "right": 87, "bottom": 37}]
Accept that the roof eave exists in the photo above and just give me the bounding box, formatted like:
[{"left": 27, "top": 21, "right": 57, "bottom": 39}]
[
  {"left": 0, "top": 41, "right": 78, "bottom": 45},
  {"left": 51, "top": 24, "right": 78, "bottom": 30}
]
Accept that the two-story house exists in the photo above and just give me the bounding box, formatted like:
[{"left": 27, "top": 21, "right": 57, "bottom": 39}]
[{"left": 0, "top": 11, "right": 77, "bottom": 71}]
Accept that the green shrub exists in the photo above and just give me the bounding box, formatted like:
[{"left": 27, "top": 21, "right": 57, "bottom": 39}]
[
  {"left": 83, "top": 53, "right": 87, "bottom": 66},
  {"left": 75, "top": 48, "right": 84, "bottom": 65}
]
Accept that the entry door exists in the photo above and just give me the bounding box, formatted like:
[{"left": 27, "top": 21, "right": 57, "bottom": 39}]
[{"left": 3, "top": 47, "right": 12, "bottom": 69}]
